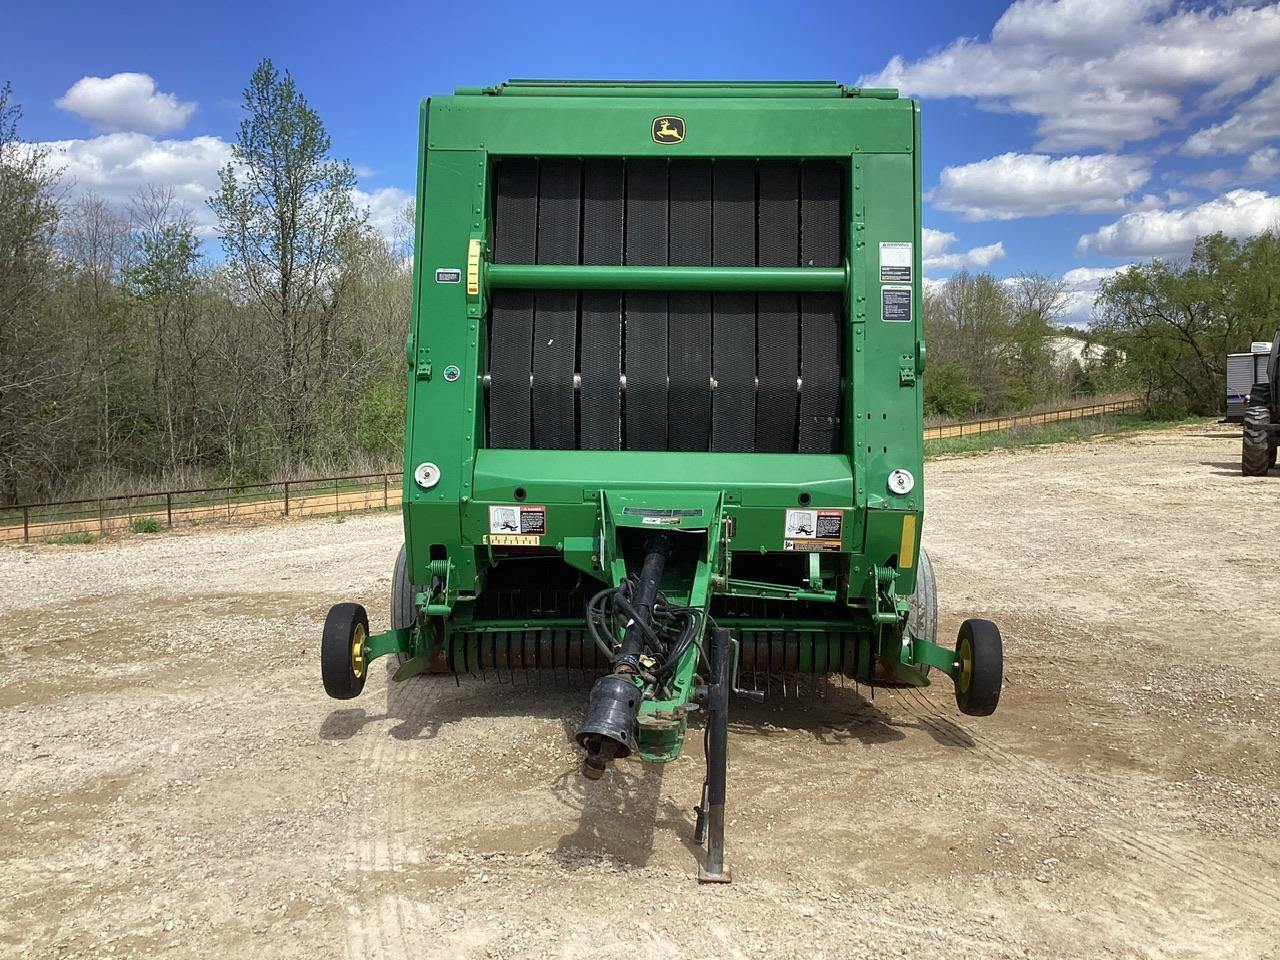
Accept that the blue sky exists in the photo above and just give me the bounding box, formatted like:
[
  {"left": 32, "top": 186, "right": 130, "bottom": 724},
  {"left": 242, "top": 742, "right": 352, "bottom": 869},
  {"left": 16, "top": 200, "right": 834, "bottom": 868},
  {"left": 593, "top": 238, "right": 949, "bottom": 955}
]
[{"left": 6, "top": 0, "right": 1279, "bottom": 323}]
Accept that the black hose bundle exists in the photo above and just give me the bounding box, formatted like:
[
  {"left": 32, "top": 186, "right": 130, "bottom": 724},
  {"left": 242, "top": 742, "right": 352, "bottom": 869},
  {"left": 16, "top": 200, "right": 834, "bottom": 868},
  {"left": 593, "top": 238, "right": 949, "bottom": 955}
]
[{"left": 586, "top": 576, "right": 706, "bottom": 683}]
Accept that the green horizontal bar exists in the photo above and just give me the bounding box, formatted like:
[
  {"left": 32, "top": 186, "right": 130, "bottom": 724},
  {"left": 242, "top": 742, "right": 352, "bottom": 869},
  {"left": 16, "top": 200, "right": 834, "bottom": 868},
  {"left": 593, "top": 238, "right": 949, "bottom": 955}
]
[{"left": 487, "top": 263, "right": 847, "bottom": 293}]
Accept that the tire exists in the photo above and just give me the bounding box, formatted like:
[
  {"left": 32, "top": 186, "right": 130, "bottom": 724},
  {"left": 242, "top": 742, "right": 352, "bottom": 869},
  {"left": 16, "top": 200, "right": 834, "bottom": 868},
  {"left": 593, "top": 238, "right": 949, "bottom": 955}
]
[
  {"left": 907, "top": 548, "right": 938, "bottom": 677},
  {"left": 321, "top": 602, "right": 369, "bottom": 700},
  {"left": 954, "top": 618, "right": 1002, "bottom": 717},
  {"left": 390, "top": 544, "right": 424, "bottom": 668},
  {"left": 1242, "top": 402, "right": 1272, "bottom": 476}
]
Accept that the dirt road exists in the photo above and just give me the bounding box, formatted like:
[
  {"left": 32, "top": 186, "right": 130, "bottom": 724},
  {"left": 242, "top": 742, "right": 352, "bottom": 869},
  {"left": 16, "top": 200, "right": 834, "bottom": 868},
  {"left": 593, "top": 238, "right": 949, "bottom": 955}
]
[{"left": 3, "top": 424, "right": 1277, "bottom": 959}]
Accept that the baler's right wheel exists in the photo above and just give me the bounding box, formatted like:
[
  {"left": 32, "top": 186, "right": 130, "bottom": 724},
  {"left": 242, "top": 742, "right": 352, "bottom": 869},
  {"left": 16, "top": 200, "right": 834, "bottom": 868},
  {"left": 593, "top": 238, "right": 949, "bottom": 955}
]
[
  {"left": 322, "top": 602, "right": 370, "bottom": 700},
  {"left": 955, "top": 618, "right": 1002, "bottom": 717}
]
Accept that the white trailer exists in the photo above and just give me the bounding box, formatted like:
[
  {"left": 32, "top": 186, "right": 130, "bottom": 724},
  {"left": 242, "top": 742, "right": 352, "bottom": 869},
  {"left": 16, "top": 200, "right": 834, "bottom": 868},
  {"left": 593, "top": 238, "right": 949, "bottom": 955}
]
[{"left": 1226, "top": 341, "right": 1273, "bottom": 421}]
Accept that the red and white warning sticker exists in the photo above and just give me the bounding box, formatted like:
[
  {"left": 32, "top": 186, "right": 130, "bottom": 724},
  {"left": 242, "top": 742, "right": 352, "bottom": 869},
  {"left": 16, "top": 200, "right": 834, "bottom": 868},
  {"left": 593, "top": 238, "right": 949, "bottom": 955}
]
[
  {"left": 784, "top": 508, "right": 843, "bottom": 552},
  {"left": 487, "top": 504, "right": 546, "bottom": 544}
]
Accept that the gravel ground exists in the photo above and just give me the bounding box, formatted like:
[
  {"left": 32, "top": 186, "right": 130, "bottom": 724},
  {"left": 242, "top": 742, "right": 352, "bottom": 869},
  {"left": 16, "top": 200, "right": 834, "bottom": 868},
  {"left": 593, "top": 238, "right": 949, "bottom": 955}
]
[{"left": 2, "top": 423, "right": 1277, "bottom": 960}]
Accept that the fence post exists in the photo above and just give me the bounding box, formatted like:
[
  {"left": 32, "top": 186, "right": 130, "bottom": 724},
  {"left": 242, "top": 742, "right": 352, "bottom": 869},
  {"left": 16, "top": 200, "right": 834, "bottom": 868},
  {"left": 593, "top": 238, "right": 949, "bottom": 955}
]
[
  {"left": 23, "top": 506, "right": 29, "bottom": 544},
  {"left": 383, "top": 474, "right": 389, "bottom": 510},
  {"left": 166, "top": 493, "right": 173, "bottom": 528},
  {"left": 99, "top": 499, "right": 105, "bottom": 537},
  {"left": 284, "top": 480, "right": 290, "bottom": 517}
]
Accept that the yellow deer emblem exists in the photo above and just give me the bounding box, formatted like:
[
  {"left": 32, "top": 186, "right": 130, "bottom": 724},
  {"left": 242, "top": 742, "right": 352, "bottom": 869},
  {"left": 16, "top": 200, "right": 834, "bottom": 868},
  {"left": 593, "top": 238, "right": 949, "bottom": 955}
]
[{"left": 652, "top": 116, "right": 685, "bottom": 144}]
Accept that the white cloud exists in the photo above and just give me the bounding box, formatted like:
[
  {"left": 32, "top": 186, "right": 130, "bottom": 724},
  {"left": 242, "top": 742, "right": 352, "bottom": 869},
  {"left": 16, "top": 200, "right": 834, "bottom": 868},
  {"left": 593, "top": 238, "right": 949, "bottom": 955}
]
[
  {"left": 1245, "top": 146, "right": 1280, "bottom": 179},
  {"left": 36, "top": 133, "right": 231, "bottom": 235},
  {"left": 352, "top": 186, "right": 413, "bottom": 243},
  {"left": 32, "top": 133, "right": 414, "bottom": 245},
  {"left": 921, "top": 227, "right": 1006, "bottom": 270},
  {"left": 860, "top": 0, "right": 1280, "bottom": 151},
  {"left": 930, "top": 152, "right": 1150, "bottom": 220},
  {"left": 1185, "top": 77, "right": 1280, "bottom": 156},
  {"left": 56, "top": 73, "right": 196, "bottom": 134},
  {"left": 1059, "top": 264, "right": 1134, "bottom": 325},
  {"left": 1077, "top": 189, "right": 1280, "bottom": 257}
]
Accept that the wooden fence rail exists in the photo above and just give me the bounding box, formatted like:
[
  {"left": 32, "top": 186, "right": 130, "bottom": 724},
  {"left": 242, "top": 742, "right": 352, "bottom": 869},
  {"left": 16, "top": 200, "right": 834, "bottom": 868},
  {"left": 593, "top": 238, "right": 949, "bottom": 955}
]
[{"left": 1, "top": 398, "right": 1143, "bottom": 545}]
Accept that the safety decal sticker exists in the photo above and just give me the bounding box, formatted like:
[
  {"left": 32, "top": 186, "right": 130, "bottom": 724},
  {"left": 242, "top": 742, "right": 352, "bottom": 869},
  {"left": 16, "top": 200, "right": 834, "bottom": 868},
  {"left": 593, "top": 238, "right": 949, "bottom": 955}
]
[
  {"left": 879, "top": 241, "right": 912, "bottom": 283},
  {"left": 882, "top": 284, "right": 912, "bottom": 322},
  {"left": 486, "top": 504, "right": 546, "bottom": 545},
  {"left": 783, "top": 509, "right": 843, "bottom": 552}
]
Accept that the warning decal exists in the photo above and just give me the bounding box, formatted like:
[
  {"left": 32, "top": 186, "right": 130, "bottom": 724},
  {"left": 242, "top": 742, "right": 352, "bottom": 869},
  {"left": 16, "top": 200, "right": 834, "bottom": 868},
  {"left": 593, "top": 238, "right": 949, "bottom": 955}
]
[
  {"left": 882, "top": 285, "right": 912, "bottom": 322},
  {"left": 783, "top": 509, "right": 843, "bottom": 552},
  {"left": 487, "top": 504, "right": 546, "bottom": 542},
  {"left": 879, "top": 241, "right": 912, "bottom": 283}
]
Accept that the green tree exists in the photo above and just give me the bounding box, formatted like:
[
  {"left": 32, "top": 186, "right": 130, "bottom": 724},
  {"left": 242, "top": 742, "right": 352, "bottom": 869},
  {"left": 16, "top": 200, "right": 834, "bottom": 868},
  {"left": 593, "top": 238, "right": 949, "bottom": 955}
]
[
  {"left": 1094, "top": 231, "right": 1280, "bottom": 414},
  {"left": 0, "top": 82, "right": 65, "bottom": 504},
  {"left": 210, "top": 59, "right": 362, "bottom": 471}
]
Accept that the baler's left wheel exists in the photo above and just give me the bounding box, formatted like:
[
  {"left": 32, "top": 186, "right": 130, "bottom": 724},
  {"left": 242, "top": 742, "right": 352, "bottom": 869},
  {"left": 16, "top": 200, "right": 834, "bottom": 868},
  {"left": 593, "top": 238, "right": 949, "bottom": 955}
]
[
  {"left": 322, "top": 602, "right": 369, "bottom": 700},
  {"left": 954, "top": 618, "right": 1002, "bottom": 717}
]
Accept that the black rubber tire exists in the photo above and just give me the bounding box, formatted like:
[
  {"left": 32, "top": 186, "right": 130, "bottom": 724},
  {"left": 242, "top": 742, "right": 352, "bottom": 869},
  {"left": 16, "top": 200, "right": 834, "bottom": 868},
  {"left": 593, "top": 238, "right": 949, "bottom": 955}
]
[
  {"left": 391, "top": 544, "right": 427, "bottom": 668},
  {"left": 907, "top": 548, "right": 938, "bottom": 677},
  {"left": 954, "top": 618, "right": 1002, "bottom": 717},
  {"left": 1242, "top": 403, "right": 1272, "bottom": 476},
  {"left": 321, "top": 602, "right": 369, "bottom": 700}
]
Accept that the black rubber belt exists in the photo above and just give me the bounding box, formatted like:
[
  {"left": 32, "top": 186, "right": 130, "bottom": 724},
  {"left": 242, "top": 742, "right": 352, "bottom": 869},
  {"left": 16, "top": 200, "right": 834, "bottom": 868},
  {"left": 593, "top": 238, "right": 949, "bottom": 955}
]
[
  {"left": 799, "top": 161, "right": 843, "bottom": 454},
  {"left": 756, "top": 160, "right": 800, "bottom": 452},
  {"left": 579, "top": 160, "right": 624, "bottom": 450},
  {"left": 489, "top": 158, "right": 538, "bottom": 448},
  {"left": 531, "top": 158, "right": 581, "bottom": 449},
  {"left": 624, "top": 159, "right": 668, "bottom": 451},
  {"left": 712, "top": 160, "right": 757, "bottom": 452},
  {"left": 667, "top": 160, "right": 712, "bottom": 451}
]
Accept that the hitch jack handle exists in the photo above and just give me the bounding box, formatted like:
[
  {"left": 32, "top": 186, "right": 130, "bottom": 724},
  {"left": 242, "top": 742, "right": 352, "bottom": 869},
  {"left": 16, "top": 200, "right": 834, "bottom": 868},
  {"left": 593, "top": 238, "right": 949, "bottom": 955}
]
[{"left": 697, "top": 626, "right": 733, "bottom": 883}]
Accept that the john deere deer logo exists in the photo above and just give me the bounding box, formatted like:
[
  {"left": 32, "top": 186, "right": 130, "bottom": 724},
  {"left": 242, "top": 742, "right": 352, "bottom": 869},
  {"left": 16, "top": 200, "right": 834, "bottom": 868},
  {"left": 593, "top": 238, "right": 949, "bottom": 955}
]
[{"left": 652, "top": 116, "right": 685, "bottom": 144}]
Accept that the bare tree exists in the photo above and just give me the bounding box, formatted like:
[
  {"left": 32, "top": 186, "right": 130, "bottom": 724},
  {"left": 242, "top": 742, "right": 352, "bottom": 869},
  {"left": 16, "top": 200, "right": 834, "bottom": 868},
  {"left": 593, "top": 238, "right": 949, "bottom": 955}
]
[{"left": 210, "top": 58, "right": 362, "bottom": 471}]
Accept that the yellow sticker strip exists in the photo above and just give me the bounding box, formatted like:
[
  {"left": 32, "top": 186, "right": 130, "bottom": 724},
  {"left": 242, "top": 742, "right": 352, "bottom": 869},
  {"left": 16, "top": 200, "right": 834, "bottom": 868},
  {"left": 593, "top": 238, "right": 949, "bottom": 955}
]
[
  {"left": 466, "top": 238, "right": 481, "bottom": 296},
  {"left": 899, "top": 514, "right": 916, "bottom": 569},
  {"left": 485, "top": 534, "right": 540, "bottom": 546}
]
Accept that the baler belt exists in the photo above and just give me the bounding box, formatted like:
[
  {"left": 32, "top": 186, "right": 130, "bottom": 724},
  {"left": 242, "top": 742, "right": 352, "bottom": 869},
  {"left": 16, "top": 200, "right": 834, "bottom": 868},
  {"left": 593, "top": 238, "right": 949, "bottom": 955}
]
[
  {"left": 579, "top": 160, "right": 625, "bottom": 450},
  {"left": 489, "top": 158, "right": 538, "bottom": 447},
  {"left": 532, "top": 159, "right": 581, "bottom": 449},
  {"left": 488, "top": 156, "right": 846, "bottom": 454},
  {"left": 624, "top": 159, "right": 669, "bottom": 450},
  {"left": 799, "top": 162, "right": 843, "bottom": 453},
  {"left": 711, "top": 160, "right": 757, "bottom": 452},
  {"left": 667, "top": 161, "right": 713, "bottom": 451},
  {"left": 755, "top": 161, "right": 801, "bottom": 452}
]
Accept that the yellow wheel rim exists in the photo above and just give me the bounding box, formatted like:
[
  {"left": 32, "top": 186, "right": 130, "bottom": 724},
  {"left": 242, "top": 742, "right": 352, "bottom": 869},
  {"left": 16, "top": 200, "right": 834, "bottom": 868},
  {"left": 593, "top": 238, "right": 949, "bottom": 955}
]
[
  {"left": 351, "top": 623, "right": 367, "bottom": 679},
  {"left": 958, "top": 635, "right": 973, "bottom": 694}
]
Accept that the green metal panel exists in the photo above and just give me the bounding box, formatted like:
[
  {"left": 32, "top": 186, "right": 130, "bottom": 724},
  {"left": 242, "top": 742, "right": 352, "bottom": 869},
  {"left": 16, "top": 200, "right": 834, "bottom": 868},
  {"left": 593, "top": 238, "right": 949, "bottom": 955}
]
[
  {"left": 399, "top": 80, "right": 928, "bottom": 677},
  {"left": 425, "top": 94, "right": 914, "bottom": 157}
]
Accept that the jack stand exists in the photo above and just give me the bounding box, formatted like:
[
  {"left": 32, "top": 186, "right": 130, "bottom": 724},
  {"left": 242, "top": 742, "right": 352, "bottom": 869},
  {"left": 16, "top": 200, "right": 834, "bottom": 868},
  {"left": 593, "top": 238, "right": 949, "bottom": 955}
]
[{"left": 698, "top": 626, "right": 732, "bottom": 883}]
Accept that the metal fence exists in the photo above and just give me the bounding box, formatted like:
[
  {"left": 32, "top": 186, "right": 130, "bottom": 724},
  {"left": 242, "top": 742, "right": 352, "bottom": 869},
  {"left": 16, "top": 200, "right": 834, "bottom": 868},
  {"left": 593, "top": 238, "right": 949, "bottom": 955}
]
[
  {"left": 1, "top": 397, "right": 1144, "bottom": 545},
  {"left": 921, "top": 398, "right": 1141, "bottom": 441},
  {"left": 0, "top": 473, "right": 400, "bottom": 545}
]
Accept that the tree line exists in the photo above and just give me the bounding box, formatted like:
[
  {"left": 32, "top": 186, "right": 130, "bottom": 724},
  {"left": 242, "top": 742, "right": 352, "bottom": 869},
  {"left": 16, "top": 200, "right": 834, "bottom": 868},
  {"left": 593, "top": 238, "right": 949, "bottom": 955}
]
[
  {"left": 921, "top": 272, "right": 1125, "bottom": 418},
  {"left": 0, "top": 62, "right": 411, "bottom": 506},
  {"left": 3, "top": 58, "right": 1274, "bottom": 506}
]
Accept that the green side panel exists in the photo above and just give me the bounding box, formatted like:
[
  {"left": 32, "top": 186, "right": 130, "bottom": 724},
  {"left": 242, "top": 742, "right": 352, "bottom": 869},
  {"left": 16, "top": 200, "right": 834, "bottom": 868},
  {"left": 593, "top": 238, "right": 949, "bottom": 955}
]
[
  {"left": 426, "top": 95, "right": 914, "bottom": 157},
  {"left": 402, "top": 144, "right": 488, "bottom": 591}
]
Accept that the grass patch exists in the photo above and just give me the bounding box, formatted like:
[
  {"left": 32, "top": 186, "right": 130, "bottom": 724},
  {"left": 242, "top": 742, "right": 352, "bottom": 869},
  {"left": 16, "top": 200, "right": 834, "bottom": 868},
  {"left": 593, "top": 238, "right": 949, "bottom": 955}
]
[
  {"left": 45, "top": 532, "right": 97, "bottom": 545},
  {"left": 925, "top": 413, "right": 1199, "bottom": 458},
  {"left": 130, "top": 517, "right": 163, "bottom": 534}
]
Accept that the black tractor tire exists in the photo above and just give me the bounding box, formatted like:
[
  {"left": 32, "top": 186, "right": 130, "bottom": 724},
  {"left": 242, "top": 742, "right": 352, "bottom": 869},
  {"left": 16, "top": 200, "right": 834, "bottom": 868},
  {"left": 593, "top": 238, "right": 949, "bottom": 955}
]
[
  {"left": 954, "top": 618, "right": 1002, "bottom": 717},
  {"left": 1242, "top": 401, "right": 1272, "bottom": 477},
  {"left": 390, "top": 544, "right": 424, "bottom": 667},
  {"left": 321, "top": 602, "right": 369, "bottom": 700},
  {"left": 907, "top": 548, "right": 938, "bottom": 677}
]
